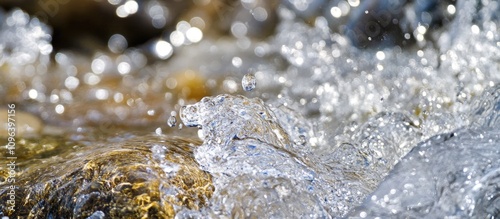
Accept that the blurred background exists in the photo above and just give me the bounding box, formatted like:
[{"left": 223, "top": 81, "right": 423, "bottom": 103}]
[
  {"left": 0, "top": 0, "right": 457, "bottom": 53},
  {"left": 0, "top": 0, "right": 460, "bottom": 129}
]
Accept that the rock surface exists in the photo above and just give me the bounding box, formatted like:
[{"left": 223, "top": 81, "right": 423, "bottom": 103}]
[{"left": 0, "top": 135, "right": 213, "bottom": 218}]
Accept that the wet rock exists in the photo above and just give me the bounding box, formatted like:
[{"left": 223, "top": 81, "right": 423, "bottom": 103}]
[
  {"left": 0, "top": 108, "right": 43, "bottom": 137},
  {"left": 0, "top": 135, "right": 213, "bottom": 218}
]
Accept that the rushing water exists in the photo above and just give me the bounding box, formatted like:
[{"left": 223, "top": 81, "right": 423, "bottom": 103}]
[
  {"left": 1, "top": 0, "right": 500, "bottom": 218},
  {"left": 177, "top": 0, "right": 500, "bottom": 217}
]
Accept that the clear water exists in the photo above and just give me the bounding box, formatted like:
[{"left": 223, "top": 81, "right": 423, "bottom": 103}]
[
  {"left": 348, "top": 86, "right": 500, "bottom": 218},
  {"left": 177, "top": 0, "right": 500, "bottom": 218},
  {"left": 1, "top": 0, "right": 500, "bottom": 218},
  {"left": 167, "top": 115, "right": 177, "bottom": 128}
]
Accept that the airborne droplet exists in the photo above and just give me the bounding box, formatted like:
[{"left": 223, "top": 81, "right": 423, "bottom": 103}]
[
  {"left": 241, "top": 73, "right": 256, "bottom": 92},
  {"left": 167, "top": 115, "right": 177, "bottom": 127}
]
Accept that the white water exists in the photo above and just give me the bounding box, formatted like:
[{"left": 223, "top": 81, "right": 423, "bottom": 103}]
[{"left": 178, "top": 0, "right": 500, "bottom": 217}]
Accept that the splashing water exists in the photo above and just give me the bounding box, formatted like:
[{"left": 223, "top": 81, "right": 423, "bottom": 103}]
[
  {"left": 176, "top": 0, "right": 500, "bottom": 217},
  {"left": 179, "top": 94, "right": 366, "bottom": 216},
  {"left": 348, "top": 86, "right": 500, "bottom": 218},
  {"left": 180, "top": 87, "right": 500, "bottom": 218}
]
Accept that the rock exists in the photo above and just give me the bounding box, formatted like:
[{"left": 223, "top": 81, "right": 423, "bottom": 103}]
[{"left": 0, "top": 135, "right": 213, "bottom": 218}]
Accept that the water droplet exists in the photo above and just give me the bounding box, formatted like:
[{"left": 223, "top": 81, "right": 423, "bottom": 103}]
[
  {"left": 155, "top": 127, "right": 163, "bottom": 135},
  {"left": 242, "top": 73, "right": 256, "bottom": 92},
  {"left": 167, "top": 115, "right": 177, "bottom": 127},
  {"left": 108, "top": 34, "right": 128, "bottom": 53}
]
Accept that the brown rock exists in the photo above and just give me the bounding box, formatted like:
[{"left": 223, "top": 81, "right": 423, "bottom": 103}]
[{"left": 0, "top": 135, "right": 213, "bottom": 218}]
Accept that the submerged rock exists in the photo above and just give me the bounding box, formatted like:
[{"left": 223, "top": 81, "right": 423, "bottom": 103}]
[{"left": 0, "top": 135, "right": 213, "bottom": 218}]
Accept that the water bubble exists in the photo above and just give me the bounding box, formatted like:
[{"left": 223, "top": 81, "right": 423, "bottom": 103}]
[
  {"left": 167, "top": 115, "right": 177, "bottom": 127},
  {"left": 376, "top": 51, "right": 385, "bottom": 60},
  {"left": 252, "top": 7, "right": 268, "bottom": 22},
  {"left": 95, "top": 89, "right": 109, "bottom": 100},
  {"left": 242, "top": 73, "right": 256, "bottom": 92},
  {"left": 447, "top": 5, "right": 456, "bottom": 15},
  {"left": 64, "top": 76, "right": 80, "bottom": 90},
  {"left": 55, "top": 104, "right": 65, "bottom": 114},
  {"left": 330, "top": 7, "right": 342, "bottom": 18},
  {"left": 117, "top": 62, "right": 131, "bottom": 75},
  {"left": 91, "top": 60, "right": 103, "bottom": 74},
  {"left": 123, "top": 1, "right": 139, "bottom": 15},
  {"left": 186, "top": 27, "right": 203, "bottom": 43},
  {"left": 170, "top": 30, "right": 185, "bottom": 47},
  {"left": 348, "top": 0, "right": 360, "bottom": 7},
  {"left": 232, "top": 56, "right": 243, "bottom": 68},
  {"left": 231, "top": 22, "right": 248, "bottom": 38},
  {"left": 84, "top": 73, "right": 101, "bottom": 85},
  {"left": 223, "top": 79, "right": 238, "bottom": 93},
  {"left": 154, "top": 40, "right": 173, "bottom": 59},
  {"left": 28, "top": 89, "right": 38, "bottom": 99},
  {"left": 108, "top": 34, "right": 128, "bottom": 53}
]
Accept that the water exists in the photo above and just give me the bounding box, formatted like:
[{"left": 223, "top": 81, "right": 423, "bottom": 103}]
[
  {"left": 1, "top": 0, "right": 500, "bottom": 218},
  {"left": 0, "top": 9, "right": 52, "bottom": 67},
  {"left": 167, "top": 115, "right": 177, "bottom": 127},
  {"left": 178, "top": 89, "right": 499, "bottom": 218},
  {"left": 348, "top": 86, "right": 500, "bottom": 218},
  {"left": 176, "top": 0, "right": 500, "bottom": 217},
  {"left": 179, "top": 94, "right": 340, "bottom": 216},
  {"left": 241, "top": 73, "right": 257, "bottom": 92}
]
